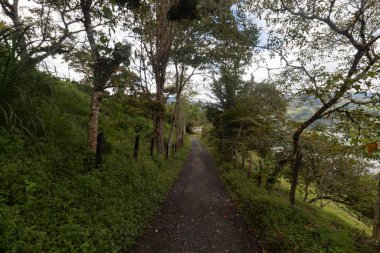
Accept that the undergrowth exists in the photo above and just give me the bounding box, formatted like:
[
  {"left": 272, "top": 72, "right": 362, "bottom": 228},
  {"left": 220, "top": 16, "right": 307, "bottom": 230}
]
[
  {"left": 203, "top": 139, "right": 379, "bottom": 253},
  {"left": 0, "top": 71, "right": 190, "bottom": 252}
]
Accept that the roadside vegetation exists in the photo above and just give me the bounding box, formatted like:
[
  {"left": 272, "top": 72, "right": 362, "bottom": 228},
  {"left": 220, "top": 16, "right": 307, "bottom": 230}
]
[
  {"left": 0, "top": 0, "right": 255, "bottom": 251},
  {"left": 201, "top": 0, "right": 380, "bottom": 251},
  {"left": 1, "top": 0, "right": 380, "bottom": 252},
  {"left": 211, "top": 157, "right": 376, "bottom": 253},
  {"left": 0, "top": 65, "right": 191, "bottom": 251},
  {"left": 202, "top": 68, "right": 380, "bottom": 251}
]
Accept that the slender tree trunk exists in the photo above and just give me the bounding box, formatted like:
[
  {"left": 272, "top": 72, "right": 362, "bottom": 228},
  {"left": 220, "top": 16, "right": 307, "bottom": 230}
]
[
  {"left": 3, "top": 1, "right": 28, "bottom": 61},
  {"left": 150, "top": 136, "right": 155, "bottom": 158},
  {"left": 234, "top": 150, "right": 239, "bottom": 169},
  {"left": 303, "top": 180, "right": 309, "bottom": 202},
  {"left": 95, "top": 131, "right": 105, "bottom": 168},
  {"left": 241, "top": 156, "right": 245, "bottom": 171},
  {"left": 290, "top": 151, "right": 303, "bottom": 205},
  {"left": 247, "top": 159, "right": 252, "bottom": 179},
  {"left": 257, "top": 159, "right": 263, "bottom": 186},
  {"left": 154, "top": 77, "right": 165, "bottom": 156},
  {"left": 88, "top": 91, "right": 103, "bottom": 153},
  {"left": 182, "top": 108, "right": 186, "bottom": 145},
  {"left": 166, "top": 122, "right": 175, "bottom": 159},
  {"left": 166, "top": 95, "right": 180, "bottom": 159},
  {"left": 266, "top": 159, "right": 287, "bottom": 190},
  {"left": 373, "top": 173, "right": 380, "bottom": 240},
  {"left": 133, "top": 134, "right": 140, "bottom": 160},
  {"left": 175, "top": 101, "right": 183, "bottom": 149},
  {"left": 289, "top": 130, "right": 302, "bottom": 204}
]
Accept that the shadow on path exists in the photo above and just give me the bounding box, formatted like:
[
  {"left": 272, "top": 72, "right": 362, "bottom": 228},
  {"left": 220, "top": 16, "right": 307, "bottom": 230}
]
[{"left": 130, "top": 137, "right": 259, "bottom": 253}]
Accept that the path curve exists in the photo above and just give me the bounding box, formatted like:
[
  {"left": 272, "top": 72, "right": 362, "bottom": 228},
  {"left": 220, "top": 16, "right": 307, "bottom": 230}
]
[{"left": 130, "top": 137, "right": 259, "bottom": 253}]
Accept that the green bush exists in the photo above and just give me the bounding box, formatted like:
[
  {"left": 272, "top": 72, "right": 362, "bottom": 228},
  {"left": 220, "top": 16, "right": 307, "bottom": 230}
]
[
  {"left": 218, "top": 164, "right": 378, "bottom": 253},
  {"left": 0, "top": 70, "right": 190, "bottom": 252}
]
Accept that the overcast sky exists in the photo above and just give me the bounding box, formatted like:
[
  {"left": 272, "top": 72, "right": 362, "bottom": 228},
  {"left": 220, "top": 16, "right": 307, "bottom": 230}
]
[{"left": 10, "top": 1, "right": 285, "bottom": 102}]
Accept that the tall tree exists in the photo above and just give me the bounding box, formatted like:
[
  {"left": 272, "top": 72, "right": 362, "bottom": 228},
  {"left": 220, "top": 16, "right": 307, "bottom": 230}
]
[
  {"left": 134, "top": 0, "right": 257, "bottom": 157},
  {"left": 0, "top": 0, "right": 80, "bottom": 66},
  {"left": 248, "top": 0, "right": 380, "bottom": 205},
  {"left": 79, "top": 0, "right": 133, "bottom": 153}
]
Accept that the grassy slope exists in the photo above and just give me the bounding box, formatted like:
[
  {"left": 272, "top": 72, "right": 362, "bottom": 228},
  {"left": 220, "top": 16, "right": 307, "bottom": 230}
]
[
  {"left": 202, "top": 139, "right": 377, "bottom": 253},
  {"left": 0, "top": 79, "right": 190, "bottom": 252},
  {"left": 278, "top": 179, "right": 372, "bottom": 236}
]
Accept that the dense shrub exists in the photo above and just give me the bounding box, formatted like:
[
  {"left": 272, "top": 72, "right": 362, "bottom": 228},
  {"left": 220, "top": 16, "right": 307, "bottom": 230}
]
[
  {"left": 0, "top": 71, "right": 190, "bottom": 252},
  {"left": 220, "top": 168, "right": 378, "bottom": 253}
]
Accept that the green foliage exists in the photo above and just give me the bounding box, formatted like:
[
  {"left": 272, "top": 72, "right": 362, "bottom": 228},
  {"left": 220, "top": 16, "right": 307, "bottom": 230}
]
[
  {"left": 215, "top": 161, "right": 379, "bottom": 252},
  {"left": 167, "top": 0, "right": 199, "bottom": 21},
  {"left": 0, "top": 65, "right": 190, "bottom": 251},
  {"left": 207, "top": 70, "right": 287, "bottom": 162},
  {"left": 295, "top": 133, "right": 376, "bottom": 223}
]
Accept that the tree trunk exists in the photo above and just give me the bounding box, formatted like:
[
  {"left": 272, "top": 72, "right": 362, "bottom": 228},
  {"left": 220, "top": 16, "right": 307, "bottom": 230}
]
[
  {"left": 175, "top": 101, "right": 183, "bottom": 150},
  {"left": 166, "top": 95, "right": 180, "bottom": 159},
  {"left": 266, "top": 159, "right": 287, "bottom": 190},
  {"left": 151, "top": 0, "right": 177, "bottom": 157},
  {"left": 247, "top": 159, "right": 252, "bottom": 179},
  {"left": 5, "top": 1, "right": 28, "bottom": 61},
  {"left": 182, "top": 108, "right": 186, "bottom": 144},
  {"left": 241, "top": 156, "right": 245, "bottom": 171},
  {"left": 373, "top": 173, "right": 380, "bottom": 240},
  {"left": 290, "top": 152, "right": 303, "bottom": 205},
  {"left": 154, "top": 78, "right": 165, "bottom": 156},
  {"left": 166, "top": 122, "right": 175, "bottom": 159},
  {"left": 133, "top": 134, "right": 140, "bottom": 160},
  {"left": 88, "top": 91, "right": 103, "bottom": 153},
  {"left": 303, "top": 180, "right": 309, "bottom": 202},
  {"left": 150, "top": 136, "right": 155, "bottom": 158},
  {"left": 234, "top": 150, "right": 239, "bottom": 169},
  {"left": 257, "top": 159, "right": 263, "bottom": 186},
  {"left": 95, "top": 131, "right": 105, "bottom": 168}
]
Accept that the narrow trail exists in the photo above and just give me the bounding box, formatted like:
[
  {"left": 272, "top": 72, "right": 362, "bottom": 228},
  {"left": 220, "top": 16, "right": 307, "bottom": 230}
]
[{"left": 131, "top": 137, "right": 259, "bottom": 253}]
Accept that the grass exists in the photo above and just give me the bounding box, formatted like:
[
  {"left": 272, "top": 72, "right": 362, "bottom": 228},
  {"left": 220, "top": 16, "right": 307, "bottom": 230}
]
[
  {"left": 0, "top": 74, "right": 192, "bottom": 252},
  {"left": 202, "top": 138, "right": 378, "bottom": 253},
  {"left": 1, "top": 136, "right": 190, "bottom": 252},
  {"left": 277, "top": 179, "right": 373, "bottom": 236}
]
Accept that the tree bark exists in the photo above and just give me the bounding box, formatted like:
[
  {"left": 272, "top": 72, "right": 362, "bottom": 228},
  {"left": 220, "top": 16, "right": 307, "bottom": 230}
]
[
  {"left": 88, "top": 91, "right": 102, "bottom": 153},
  {"left": 150, "top": 136, "right": 155, "bottom": 158},
  {"left": 241, "top": 156, "right": 245, "bottom": 171},
  {"left": 266, "top": 159, "right": 287, "bottom": 190},
  {"left": 373, "top": 173, "right": 380, "bottom": 240},
  {"left": 133, "top": 134, "right": 140, "bottom": 160},
  {"left": 234, "top": 150, "right": 239, "bottom": 169},
  {"left": 257, "top": 159, "right": 263, "bottom": 186},
  {"left": 175, "top": 101, "right": 183, "bottom": 150},
  {"left": 247, "top": 159, "right": 252, "bottom": 179},
  {"left": 95, "top": 131, "right": 105, "bottom": 168},
  {"left": 303, "top": 180, "right": 309, "bottom": 202},
  {"left": 290, "top": 151, "right": 303, "bottom": 205},
  {"left": 307, "top": 196, "right": 349, "bottom": 206},
  {"left": 151, "top": 0, "right": 178, "bottom": 157},
  {"left": 154, "top": 76, "right": 165, "bottom": 156},
  {"left": 166, "top": 93, "right": 180, "bottom": 159},
  {"left": 0, "top": 0, "right": 28, "bottom": 60}
]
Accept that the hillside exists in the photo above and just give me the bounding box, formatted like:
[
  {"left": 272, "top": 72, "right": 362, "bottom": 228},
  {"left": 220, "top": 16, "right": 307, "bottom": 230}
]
[{"left": 0, "top": 69, "right": 190, "bottom": 252}]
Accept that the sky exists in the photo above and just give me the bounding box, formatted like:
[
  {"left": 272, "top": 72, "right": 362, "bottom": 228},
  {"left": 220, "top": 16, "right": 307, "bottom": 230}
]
[
  {"left": 10, "top": 1, "right": 377, "bottom": 102},
  {"left": 8, "top": 1, "right": 283, "bottom": 103}
]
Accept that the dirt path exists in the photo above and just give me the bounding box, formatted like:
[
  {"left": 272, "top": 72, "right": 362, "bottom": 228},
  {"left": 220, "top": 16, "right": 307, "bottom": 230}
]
[{"left": 130, "top": 137, "right": 259, "bottom": 253}]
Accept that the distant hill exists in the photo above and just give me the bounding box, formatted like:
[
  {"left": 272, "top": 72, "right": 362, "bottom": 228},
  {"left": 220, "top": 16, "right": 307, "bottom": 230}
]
[{"left": 286, "top": 94, "right": 375, "bottom": 125}]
